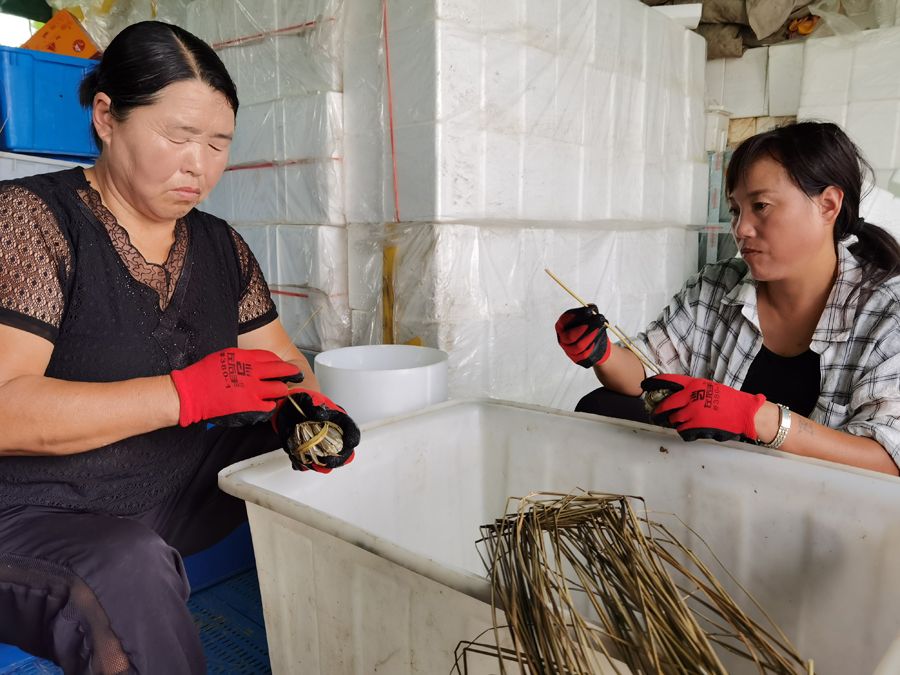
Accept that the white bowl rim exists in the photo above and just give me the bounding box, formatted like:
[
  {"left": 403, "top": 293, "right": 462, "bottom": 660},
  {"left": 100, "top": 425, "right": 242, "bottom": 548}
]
[{"left": 314, "top": 344, "right": 449, "bottom": 373}]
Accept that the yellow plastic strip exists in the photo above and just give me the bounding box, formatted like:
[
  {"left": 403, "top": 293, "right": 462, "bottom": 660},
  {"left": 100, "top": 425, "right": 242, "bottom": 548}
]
[{"left": 382, "top": 244, "right": 396, "bottom": 344}]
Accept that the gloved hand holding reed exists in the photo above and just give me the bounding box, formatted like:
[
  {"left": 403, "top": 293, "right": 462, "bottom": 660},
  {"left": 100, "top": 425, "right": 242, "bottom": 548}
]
[
  {"left": 546, "top": 268, "right": 660, "bottom": 375},
  {"left": 472, "top": 491, "right": 814, "bottom": 675}
]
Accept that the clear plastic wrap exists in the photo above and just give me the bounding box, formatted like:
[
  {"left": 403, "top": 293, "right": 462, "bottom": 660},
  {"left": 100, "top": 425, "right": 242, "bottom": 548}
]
[
  {"left": 798, "top": 25, "right": 900, "bottom": 187},
  {"left": 188, "top": 0, "right": 708, "bottom": 406},
  {"left": 235, "top": 224, "right": 350, "bottom": 352},
  {"left": 204, "top": 162, "right": 344, "bottom": 225},
  {"left": 47, "top": 0, "right": 190, "bottom": 48},
  {"left": 196, "top": 0, "right": 707, "bottom": 227},
  {"left": 368, "top": 0, "right": 707, "bottom": 223},
  {"left": 186, "top": 0, "right": 344, "bottom": 103},
  {"left": 876, "top": 0, "right": 900, "bottom": 26},
  {"left": 349, "top": 220, "right": 698, "bottom": 410}
]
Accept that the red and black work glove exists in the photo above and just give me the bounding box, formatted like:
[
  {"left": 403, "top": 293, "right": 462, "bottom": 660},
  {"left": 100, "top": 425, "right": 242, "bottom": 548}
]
[
  {"left": 554, "top": 304, "right": 610, "bottom": 368},
  {"left": 273, "top": 389, "right": 360, "bottom": 473},
  {"left": 170, "top": 348, "right": 302, "bottom": 427},
  {"left": 641, "top": 374, "right": 765, "bottom": 444}
]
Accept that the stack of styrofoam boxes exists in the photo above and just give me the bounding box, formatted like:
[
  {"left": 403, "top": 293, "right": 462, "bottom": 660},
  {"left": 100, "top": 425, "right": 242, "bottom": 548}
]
[
  {"left": 380, "top": 222, "right": 696, "bottom": 410},
  {"left": 767, "top": 31, "right": 900, "bottom": 241},
  {"left": 798, "top": 27, "right": 900, "bottom": 191},
  {"left": 704, "top": 43, "right": 804, "bottom": 148},
  {"left": 365, "top": 0, "right": 707, "bottom": 224},
  {"left": 344, "top": 0, "right": 707, "bottom": 409},
  {"left": 702, "top": 44, "right": 803, "bottom": 268},
  {"left": 706, "top": 41, "right": 805, "bottom": 120},
  {"left": 188, "top": 0, "right": 706, "bottom": 407},
  {"left": 706, "top": 47, "right": 769, "bottom": 120},
  {"left": 188, "top": 0, "right": 351, "bottom": 352},
  {"left": 767, "top": 42, "right": 805, "bottom": 117}
]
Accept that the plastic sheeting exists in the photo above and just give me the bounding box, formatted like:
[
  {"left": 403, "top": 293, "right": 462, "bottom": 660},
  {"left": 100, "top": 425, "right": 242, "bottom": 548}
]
[
  {"left": 47, "top": 0, "right": 190, "bottom": 48},
  {"left": 375, "top": 0, "right": 707, "bottom": 224},
  {"left": 190, "top": 0, "right": 708, "bottom": 404},
  {"left": 798, "top": 25, "right": 900, "bottom": 188},
  {"left": 198, "top": 0, "right": 708, "bottom": 226},
  {"left": 235, "top": 224, "right": 350, "bottom": 352},
  {"left": 350, "top": 221, "right": 698, "bottom": 411},
  {"left": 186, "top": 0, "right": 344, "bottom": 104}
]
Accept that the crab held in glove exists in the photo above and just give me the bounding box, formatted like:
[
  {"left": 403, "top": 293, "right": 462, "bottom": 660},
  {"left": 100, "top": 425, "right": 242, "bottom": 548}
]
[{"left": 272, "top": 389, "right": 361, "bottom": 473}]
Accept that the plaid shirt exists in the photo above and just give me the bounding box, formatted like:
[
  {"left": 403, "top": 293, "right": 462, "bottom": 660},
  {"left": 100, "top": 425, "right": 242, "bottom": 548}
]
[{"left": 634, "top": 242, "right": 900, "bottom": 466}]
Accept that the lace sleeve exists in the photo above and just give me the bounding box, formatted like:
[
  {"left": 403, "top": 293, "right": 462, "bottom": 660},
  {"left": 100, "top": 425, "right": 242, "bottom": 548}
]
[
  {"left": 0, "top": 185, "right": 71, "bottom": 342},
  {"left": 228, "top": 228, "right": 277, "bottom": 333}
]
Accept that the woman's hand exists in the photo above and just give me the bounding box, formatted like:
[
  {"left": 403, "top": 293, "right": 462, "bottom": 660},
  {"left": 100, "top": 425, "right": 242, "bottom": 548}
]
[
  {"left": 641, "top": 374, "right": 766, "bottom": 443},
  {"left": 170, "top": 348, "right": 301, "bottom": 427},
  {"left": 642, "top": 374, "right": 898, "bottom": 475},
  {"left": 554, "top": 304, "right": 610, "bottom": 368}
]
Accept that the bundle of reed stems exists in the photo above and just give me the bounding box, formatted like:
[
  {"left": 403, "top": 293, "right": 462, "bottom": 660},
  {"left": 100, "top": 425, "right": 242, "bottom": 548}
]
[{"left": 462, "top": 491, "right": 813, "bottom": 675}]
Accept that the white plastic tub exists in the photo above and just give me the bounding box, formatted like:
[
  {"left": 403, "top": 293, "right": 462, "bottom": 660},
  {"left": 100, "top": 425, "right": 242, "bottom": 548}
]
[
  {"left": 219, "top": 400, "right": 900, "bottom": 674},
  {"left": 313, "top": 344, "right": 448, "bottom": 424}
]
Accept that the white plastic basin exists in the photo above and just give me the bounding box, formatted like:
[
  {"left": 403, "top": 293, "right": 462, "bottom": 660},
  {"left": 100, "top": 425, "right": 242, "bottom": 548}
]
[
  {"left": 220, "top": 399, "right": 900, "bottom": 674},
  {"left": 313, "top": 345, "right": 448, "bottom": 424}
]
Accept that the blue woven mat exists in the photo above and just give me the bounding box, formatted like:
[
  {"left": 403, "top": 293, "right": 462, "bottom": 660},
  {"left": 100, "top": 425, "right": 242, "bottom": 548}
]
[{"left": 188, "top": 570, "right": 271, "bottom": 674}]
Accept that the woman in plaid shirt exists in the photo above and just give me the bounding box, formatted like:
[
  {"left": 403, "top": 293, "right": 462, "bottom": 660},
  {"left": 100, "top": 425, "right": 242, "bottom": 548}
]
[{"left": 556, "top": 122, "right": 900, "bottom": 476}]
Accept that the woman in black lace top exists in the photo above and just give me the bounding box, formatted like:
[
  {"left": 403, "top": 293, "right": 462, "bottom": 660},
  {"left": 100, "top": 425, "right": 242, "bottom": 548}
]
[{"left": 0, "top": 21, "right": 359, "bottom": 674}]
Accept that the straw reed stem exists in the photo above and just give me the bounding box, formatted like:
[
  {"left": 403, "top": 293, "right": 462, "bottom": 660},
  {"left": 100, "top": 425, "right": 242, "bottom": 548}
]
[{"left": 461, "top": 491, "right": 812, "bottom": 675}]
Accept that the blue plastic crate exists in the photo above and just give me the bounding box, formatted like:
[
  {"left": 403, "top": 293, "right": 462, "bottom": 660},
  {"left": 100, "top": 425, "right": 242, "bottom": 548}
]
[{"left": 0, "top": 46, "right": 98, "bottom": 160}]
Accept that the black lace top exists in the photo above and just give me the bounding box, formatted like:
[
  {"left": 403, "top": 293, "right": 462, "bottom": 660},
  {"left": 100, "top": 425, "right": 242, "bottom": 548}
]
[
  {"left": 0, "top": 168, "right": 278, "bottom": 515},
  {"left": 0, "top": 170, "right": 275, "bottom": 339}
]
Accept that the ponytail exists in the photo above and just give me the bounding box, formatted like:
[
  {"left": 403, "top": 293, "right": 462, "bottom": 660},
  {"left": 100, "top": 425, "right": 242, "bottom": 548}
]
[{"left": 848, "top": 219, "right": 900, "bottom": 285}]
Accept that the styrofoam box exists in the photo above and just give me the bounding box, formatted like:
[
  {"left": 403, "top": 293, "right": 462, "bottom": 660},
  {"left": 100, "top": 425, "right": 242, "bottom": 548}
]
[
  {"left": 203, "top": 161, "right": 344, "bottom": 226},
  {"left": 363, "top": 0, "right": 706, "bottom": 225},
  {"left": 352, "top": 222, "right": 696, "bottom": 408},
  {"left": 211, "top": 26, "right": 343, "bottom": 106},
  {"left": 0, "top": 150, "right": 87, "bottom": 181},
  {"left": 722, "top": 47, "right": 768, "bottom": 119},
  {"left": 797, "top": 104, "right": 848, "bottom": 127},
  {"left": 230, "top": 92, "right": 343, "bottom": 167},
  {"left": 235, "top": 223, "right": 350, "bottom": 351},
  {"left": 389, "top": 223, "right": 696, "bottom": 325},
  {"left": 219, "top": 399, "right": 900, "bottom": 674},
  {"left": 767, "top": 42, "right": 804, "bottom": 117},
  {"left": 342, "top": 0, "right": 392, "bottom": 225},
  {"left": 847, "top": 100, "right": 900, "bottom": 170},
  {"left": 234, "top": 223, "right": 348, "bottom": 297},
  {"left": 800, "top": 33, "right": 856, "bottom": 108}
]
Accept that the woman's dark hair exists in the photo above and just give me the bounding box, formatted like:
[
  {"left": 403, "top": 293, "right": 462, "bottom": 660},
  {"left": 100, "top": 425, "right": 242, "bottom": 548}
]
[
  {"left": 726, "top": 121, "right": 900, "bottom": 285},
  {"left": 79, "top": 21, "right": 239, "bottom": 149}
]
